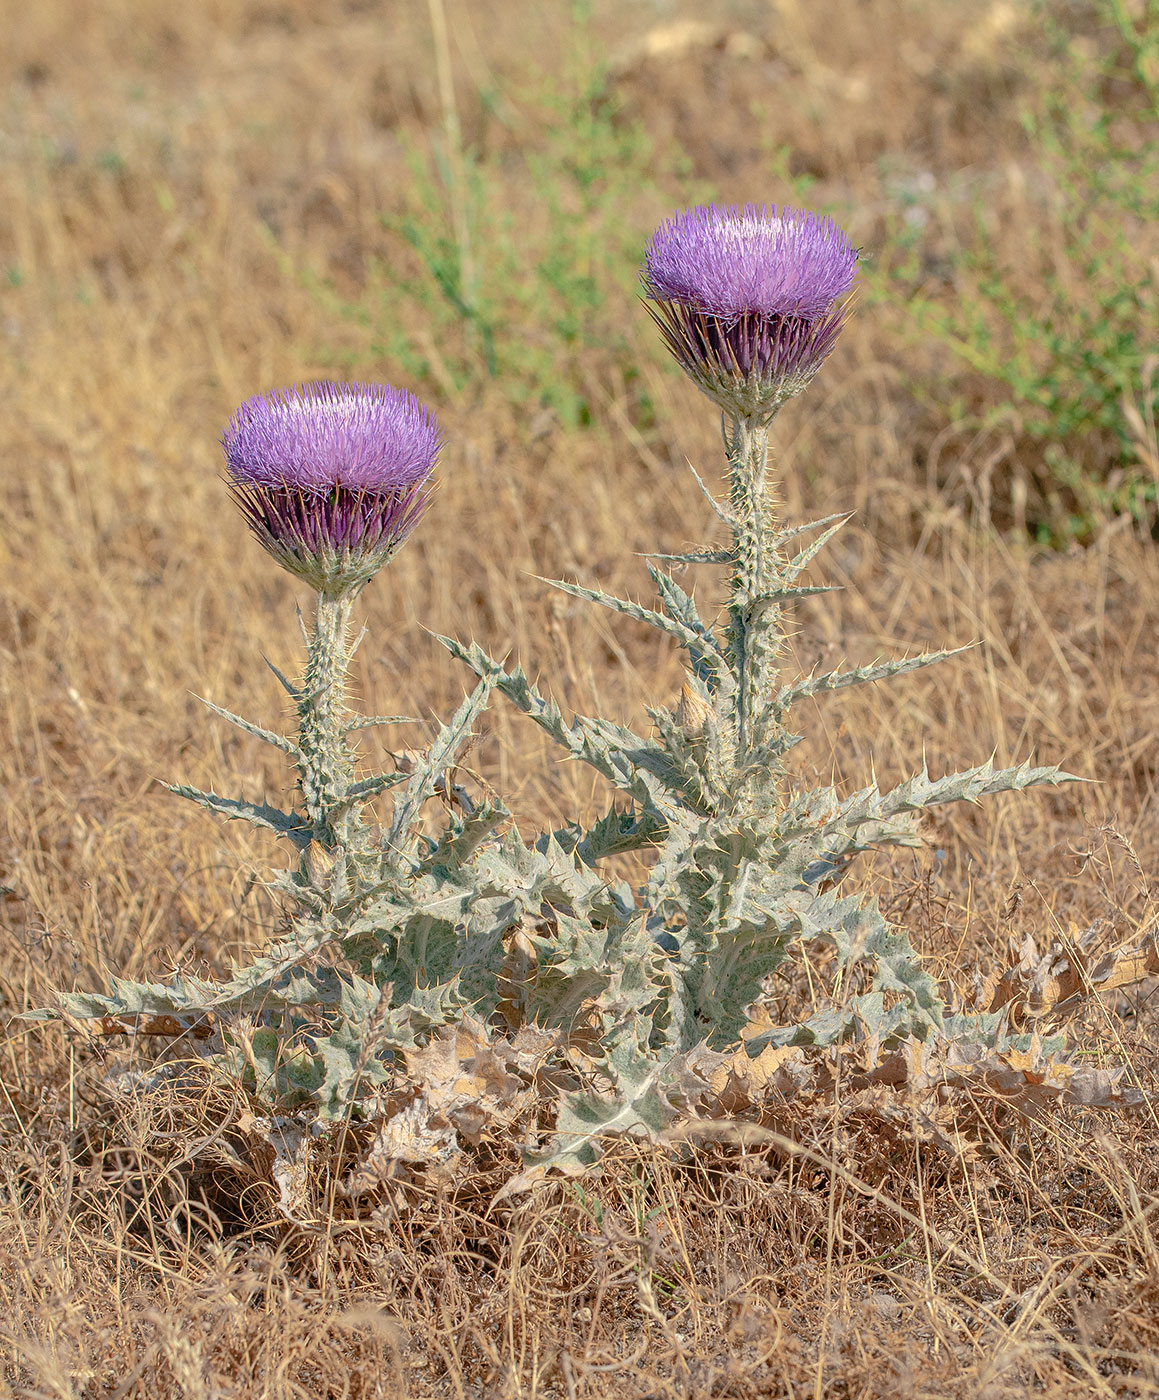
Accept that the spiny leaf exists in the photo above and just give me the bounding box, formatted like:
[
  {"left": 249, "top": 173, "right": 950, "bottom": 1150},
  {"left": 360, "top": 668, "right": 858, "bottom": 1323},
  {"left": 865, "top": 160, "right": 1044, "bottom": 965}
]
[
  {"left": 683, "top": 456, "right": 732, "bottom": 523},
  {"left": 772, "top": 648, "right": 967, "bottom": 714},
  {"left": 341, "top": 771, "right": 409, "bottom": 803},
  {"left": 845, "top": 757, "right": 1079, "bottom": 830},
  {"left": 343, "top": 714, "right": 419, "bottom": 733},
  {"left": 425, "top": 801, "right": 510, "bottom": 874},
  {"left": 56, "top": 971, "right": 218, "bottom": 1022},
  {"left": 526, "top": 912, "right": 658, "bottom": 1033},
  {"left": 741, "top": 992, "right": 910, "bottom": 1054},
  {"left": 264, "top": 656, "right": 301, "bottom": 700},
  {"left": 767, "top": 512, "right": 850, "bottom": 553},
  {"left": 471, "top": 827, "right": 613, "bottom": 924},
  {"left": 830, "top": 898, "right": 943, "bottom": 1033},
  {"left": 195, "top": 697, "right": 297, "bottom": 756},
  {"left": 645, "top": 565, "right": 719, "bottom": 641},
  {"left": 383, "top": 676, "right": 494, "bottom": 851},
  {"left": 439, "top": 637, "right": 693, "bottom": 819},
  {"left": 504, "top": 1040, "right": 713, "bottom": 1193},
  {"left": 781, "top": 513, "right": 852, "bottom": 584},
  {"left": 641, "top": 548, "right": 733, "bottom": 566},
  {"left": 312, "top": 982, "right": 471, "bottom": 1118},
  {"left": 562, "top": 805, "right": 668, "bottom": 865},
  {"left": 166, "top": 785, "right": 312, "bottom": 848},
  {"left": 544, "top": 575, "right": 725, "bottom": 678},
  {"left": 753, "top": 583, "right": 838, "bottom": 605},
  {"left": 208, "top": 915, "right": 353, "bottom": 1011}
]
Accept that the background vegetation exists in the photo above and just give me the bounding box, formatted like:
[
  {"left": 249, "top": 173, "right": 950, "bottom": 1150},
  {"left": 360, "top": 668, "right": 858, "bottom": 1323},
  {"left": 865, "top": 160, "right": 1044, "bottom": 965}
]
[{"left": 1, "top": 0, "right": 1158, "bottom": 1394}]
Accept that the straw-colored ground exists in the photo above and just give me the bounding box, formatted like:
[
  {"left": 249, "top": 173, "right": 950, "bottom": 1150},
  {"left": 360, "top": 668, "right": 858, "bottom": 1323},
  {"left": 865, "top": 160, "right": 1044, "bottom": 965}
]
[{"left": 2, "top": 1, "right": 1159, "bottom": 1394}]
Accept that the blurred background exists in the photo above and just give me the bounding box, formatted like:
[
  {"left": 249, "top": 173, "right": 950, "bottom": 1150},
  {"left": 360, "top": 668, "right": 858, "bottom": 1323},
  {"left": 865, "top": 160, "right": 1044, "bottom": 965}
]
[{"left": 1, "top": 0, "right": 1157, "bottom": 1002}]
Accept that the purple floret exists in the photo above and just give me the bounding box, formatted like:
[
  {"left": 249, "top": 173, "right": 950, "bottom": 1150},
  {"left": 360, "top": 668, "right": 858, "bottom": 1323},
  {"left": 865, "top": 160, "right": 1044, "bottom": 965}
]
[
  {"left": 222, "top": 382, "right": 440, "bottom": 597},
  {"left": 223, "top": 382, "right": 441, "bottom": 494},
  {"left": 643, "top": 204, "right": 857, "bottom": 321},
  {"left": 642, "top": 204, "right": 858, "bottom": 420}
]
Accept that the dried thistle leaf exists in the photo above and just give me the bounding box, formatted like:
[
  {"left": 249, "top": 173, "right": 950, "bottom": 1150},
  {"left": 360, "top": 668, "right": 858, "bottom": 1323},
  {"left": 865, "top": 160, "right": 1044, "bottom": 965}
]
[
  {"left": 494, "top": 920, "right": 540, "bottom": 1031},
  {"left": 674, "top": 681, "right": 715, "bottom": 740},
  {"left": 238, "top": 1113, "right": 317, "bottom": 1223},
  {"left": 980, "top": 923, "right": 1159, "bottom": 1025}
]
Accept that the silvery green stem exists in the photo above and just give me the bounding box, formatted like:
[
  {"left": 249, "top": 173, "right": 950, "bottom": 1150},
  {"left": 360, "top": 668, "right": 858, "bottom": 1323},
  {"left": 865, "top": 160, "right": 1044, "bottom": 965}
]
[
  {"left": 725, "top": 416, "right": 783, "bottom": 760},
  {"left": 297, "top": 592, "right": 357, "bottom": 847}
]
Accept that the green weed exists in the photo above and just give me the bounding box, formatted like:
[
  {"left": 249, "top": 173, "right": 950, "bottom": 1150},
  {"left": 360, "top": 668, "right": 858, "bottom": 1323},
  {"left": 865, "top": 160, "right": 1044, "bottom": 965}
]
[
  {"left": 875, "top": 0, "right": 1159, "bottom": 541},
  {"left": 324, "top": 14, "right": 701, "bottom": 428}
]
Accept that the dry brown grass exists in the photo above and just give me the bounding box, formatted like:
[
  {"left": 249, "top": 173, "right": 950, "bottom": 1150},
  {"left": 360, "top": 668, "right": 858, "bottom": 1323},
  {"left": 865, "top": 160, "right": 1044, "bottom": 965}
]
[{"left": 2, "top": 0, "right": 1159, "bottom": 1394}]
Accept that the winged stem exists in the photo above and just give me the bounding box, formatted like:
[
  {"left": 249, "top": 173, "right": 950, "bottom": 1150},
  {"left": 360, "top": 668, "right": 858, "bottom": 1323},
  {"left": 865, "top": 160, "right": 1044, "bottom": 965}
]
[
  {"left": 297, "top": 593, "right": 359, "bottom": 848},
  {"left": 725, "top": 415, "right": 786, "bottom": 770}
]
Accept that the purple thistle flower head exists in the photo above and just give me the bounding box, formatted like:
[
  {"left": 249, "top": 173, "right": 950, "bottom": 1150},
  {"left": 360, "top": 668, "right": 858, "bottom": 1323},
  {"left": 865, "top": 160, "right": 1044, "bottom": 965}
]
[
  {"left": 642, "top": 204, "right": 858, "bottom": 421},
  {"left": 222, "top": 382, "right": 441, "bottom": 597}
]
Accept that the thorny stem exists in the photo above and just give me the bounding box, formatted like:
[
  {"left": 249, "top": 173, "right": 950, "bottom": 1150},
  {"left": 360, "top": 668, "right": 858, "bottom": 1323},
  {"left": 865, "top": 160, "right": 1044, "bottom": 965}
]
[
  {"left": 725, "top": 416, "right": 784, "bottom": 761},
  {"left": 297, "top": 592, "right": 357, "bottom": 847}
]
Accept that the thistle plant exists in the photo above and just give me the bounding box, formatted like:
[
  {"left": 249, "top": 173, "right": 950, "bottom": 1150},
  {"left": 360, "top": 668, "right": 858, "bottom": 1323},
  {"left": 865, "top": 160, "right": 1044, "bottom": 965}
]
[
  {"left": 641, "top": 203, "right": 858, "bottom": 780},
  {"left": 220, "top": 383, "right": 439, "bottom": 857},
  {"left": 58, "top": 380, "right": 504, "bottom": 1109},
  {"left": 56, "top": 212, "right": 1133, "bottom": 1191},
  {"left": 439, "top": 203, "right": 1101, "bottom": 1172}
]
